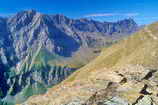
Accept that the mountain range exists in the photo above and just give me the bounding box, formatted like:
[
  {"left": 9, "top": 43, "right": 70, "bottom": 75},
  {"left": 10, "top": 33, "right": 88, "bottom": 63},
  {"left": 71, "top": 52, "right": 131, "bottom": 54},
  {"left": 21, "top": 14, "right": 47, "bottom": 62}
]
[{"left": 0, "top": 10, "right": 138, "bottom": 105}]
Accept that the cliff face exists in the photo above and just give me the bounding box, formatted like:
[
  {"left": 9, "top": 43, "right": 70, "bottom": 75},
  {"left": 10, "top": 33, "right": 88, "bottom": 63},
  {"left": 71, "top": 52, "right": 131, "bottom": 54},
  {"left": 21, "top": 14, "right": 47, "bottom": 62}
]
[{"left": 0, "top": 10, "right": 138, "bottom": 104}]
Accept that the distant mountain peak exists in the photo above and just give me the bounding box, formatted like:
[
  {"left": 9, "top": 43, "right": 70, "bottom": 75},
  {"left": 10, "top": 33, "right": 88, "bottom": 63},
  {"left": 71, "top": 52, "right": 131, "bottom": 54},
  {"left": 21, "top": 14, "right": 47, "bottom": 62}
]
[
  {"left": 11, "top": 9, "right": 42, "bottom": 21},
  {"left": 116, "top": 18, "right": 137, "bottom": 26}
]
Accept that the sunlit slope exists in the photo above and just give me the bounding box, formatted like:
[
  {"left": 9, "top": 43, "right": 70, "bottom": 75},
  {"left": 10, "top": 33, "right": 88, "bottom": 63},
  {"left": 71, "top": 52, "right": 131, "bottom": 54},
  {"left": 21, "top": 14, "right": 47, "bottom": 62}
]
[
  {"left": 63, "top": 22, "right": 158, "bottom": 82},
  {"left": 99, "top": 23, "right": 158, "bottom": 67}
]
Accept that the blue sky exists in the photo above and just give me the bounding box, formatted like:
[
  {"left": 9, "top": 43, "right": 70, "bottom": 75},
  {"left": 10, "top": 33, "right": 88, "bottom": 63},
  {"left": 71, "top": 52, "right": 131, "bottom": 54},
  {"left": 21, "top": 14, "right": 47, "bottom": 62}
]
[{"left": 0, "top": 0, "right": 158, "bottom": 25}]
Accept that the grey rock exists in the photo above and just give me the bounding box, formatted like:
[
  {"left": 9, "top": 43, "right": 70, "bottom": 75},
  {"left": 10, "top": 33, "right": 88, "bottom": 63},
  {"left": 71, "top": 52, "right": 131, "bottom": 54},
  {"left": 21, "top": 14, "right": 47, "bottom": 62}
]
[
  {"left": 103, "top": 97, "right": 129, "bottom": 105},
  {"left": 135, "top": 95, "right": 156, "bottom": 105}
]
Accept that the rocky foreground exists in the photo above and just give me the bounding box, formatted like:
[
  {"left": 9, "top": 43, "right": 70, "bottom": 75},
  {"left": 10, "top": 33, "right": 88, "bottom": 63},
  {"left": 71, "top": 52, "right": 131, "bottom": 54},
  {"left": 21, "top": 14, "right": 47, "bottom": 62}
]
[{"left": 22, "top": 64, "right": 158, "bottom": 105}]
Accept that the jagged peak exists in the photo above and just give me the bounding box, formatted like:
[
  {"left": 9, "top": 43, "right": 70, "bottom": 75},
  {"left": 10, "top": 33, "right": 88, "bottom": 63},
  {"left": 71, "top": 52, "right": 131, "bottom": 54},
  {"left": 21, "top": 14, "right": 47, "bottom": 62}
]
[
  {"left": 10, "top": 9, "right": 42, "bottom": 21},
  {"left": 117, "top": 18, "right": 137, "bottom": 24},
  {"left": 50, "top": 14, "right": 71, "bottom": 24},
  {"left": 52, "top": 14, "right": 70, "bottom": 20},
  {"left": 102, "top": 18, "right": 137, "bottom": 25},
  {"left": 7, "top": 10, "right": 138, "bottom": 27},
  {"left": 7, "top": 9, "right": 43, "bottom": 27}
]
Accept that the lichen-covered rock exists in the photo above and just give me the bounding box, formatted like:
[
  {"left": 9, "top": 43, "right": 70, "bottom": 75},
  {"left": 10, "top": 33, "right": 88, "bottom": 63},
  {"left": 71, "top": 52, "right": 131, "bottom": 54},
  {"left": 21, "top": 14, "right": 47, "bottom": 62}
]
[
  {"left": 135, "top": 95, "right": 156, "bottom": 105},
  {"left": 103, "top": 97, "right": 129, "bottom": 105}
]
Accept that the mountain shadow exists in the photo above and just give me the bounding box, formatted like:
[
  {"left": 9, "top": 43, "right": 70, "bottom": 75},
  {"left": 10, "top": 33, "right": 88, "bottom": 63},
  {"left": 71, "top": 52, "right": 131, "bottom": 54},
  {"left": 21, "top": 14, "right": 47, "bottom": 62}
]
[{"left": 46, "top": 20, "right": 80, "bottom": 57}]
